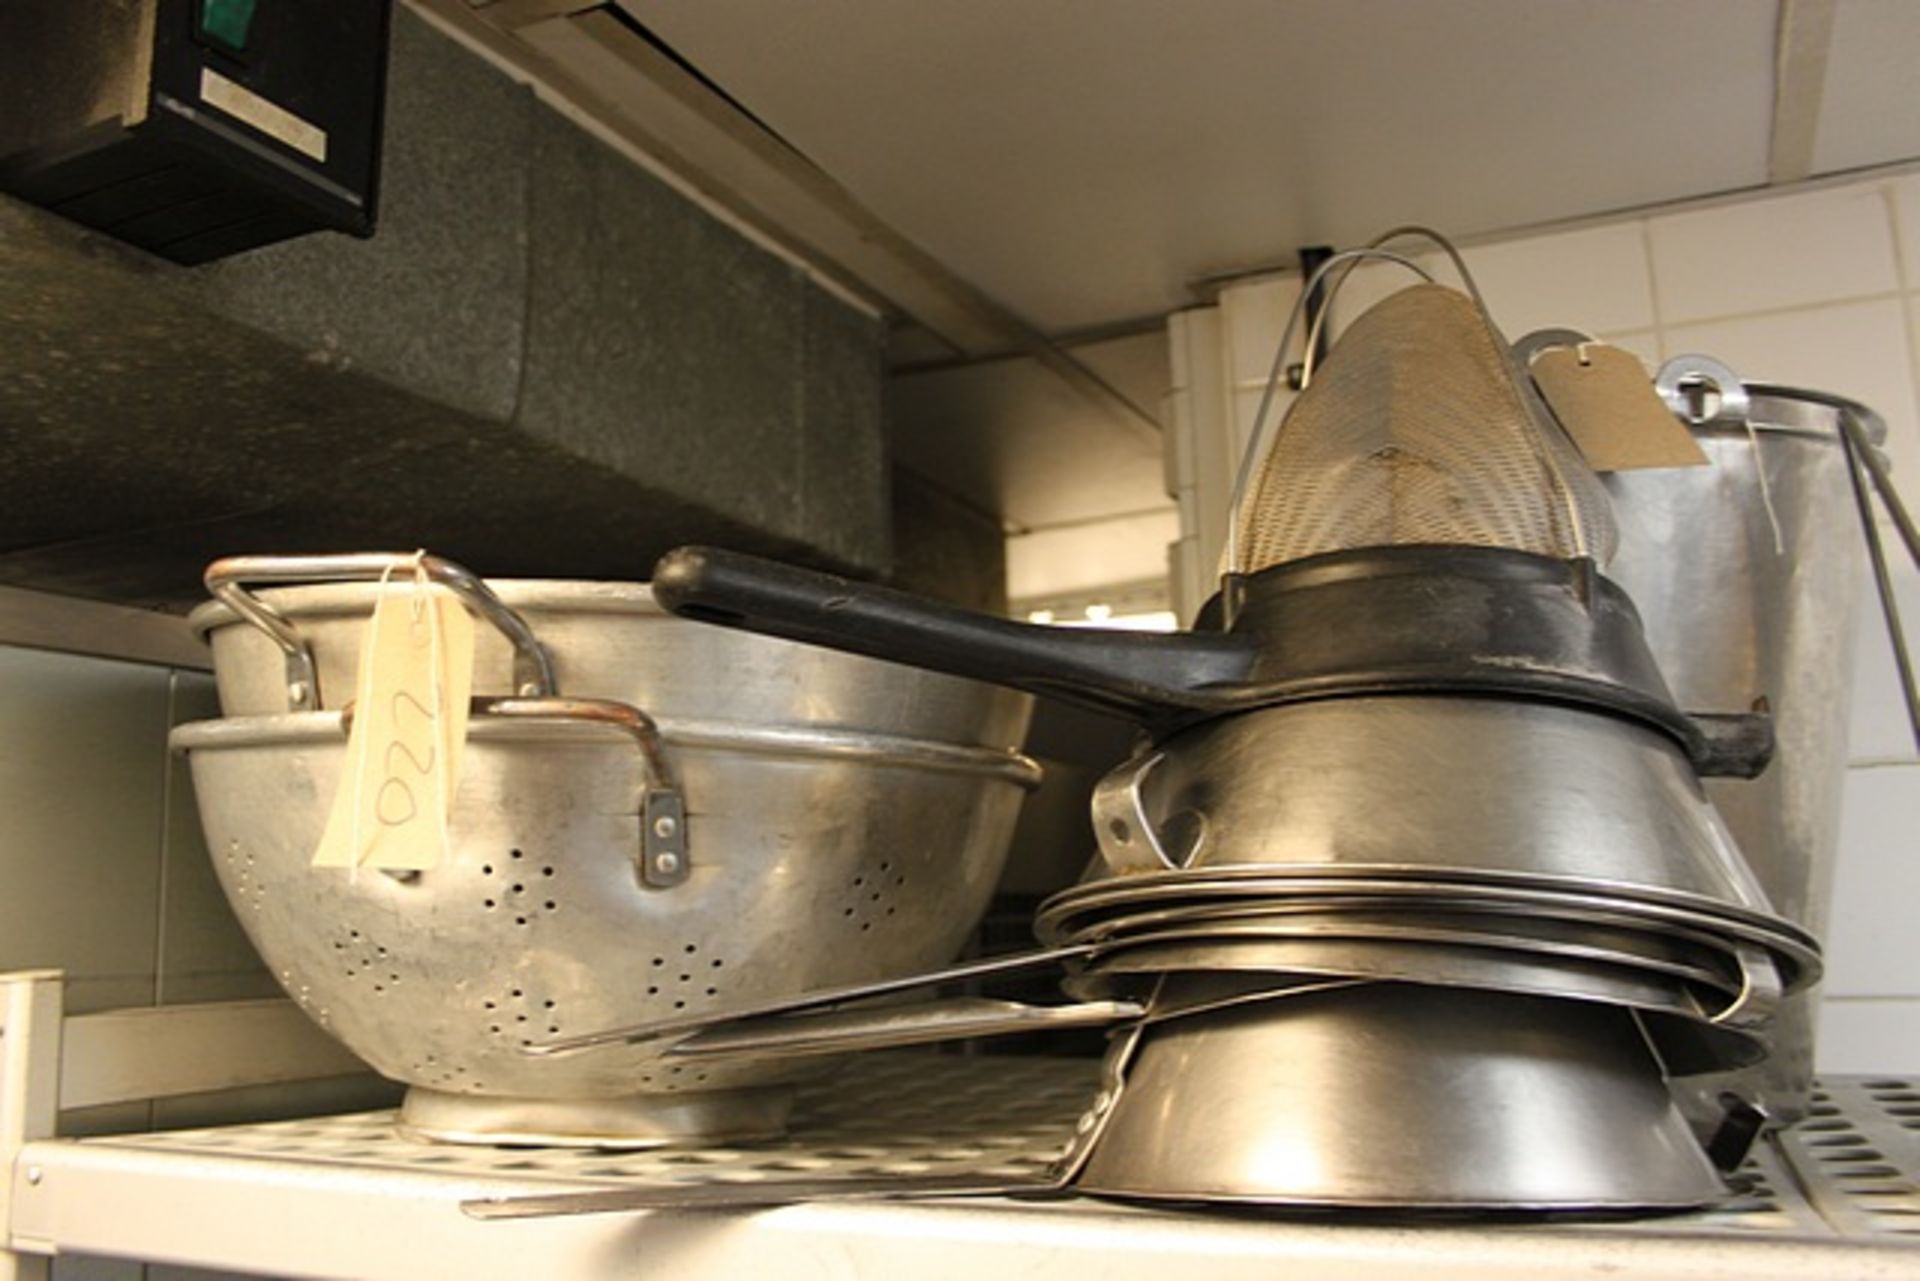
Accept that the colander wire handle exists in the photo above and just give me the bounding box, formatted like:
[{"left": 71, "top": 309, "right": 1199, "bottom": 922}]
[
  {"left": 480, "top": 696, "right": 689, "bottom": 888},
  {"left": 204, "top": 552, "right": 558, "bottom": 711}
]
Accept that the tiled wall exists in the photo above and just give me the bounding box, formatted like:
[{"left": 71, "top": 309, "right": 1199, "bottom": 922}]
[
  {"left": 1172, "top": 166, "right": 1920, "bottom": 1071},
  {"left": 0, "top": 644, "right": 277, "bottom": 1022}
]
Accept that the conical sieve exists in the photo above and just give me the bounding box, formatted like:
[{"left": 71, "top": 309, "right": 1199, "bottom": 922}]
[{"left": 1231, "top": 282, "right": 1618, "bottom": 574}]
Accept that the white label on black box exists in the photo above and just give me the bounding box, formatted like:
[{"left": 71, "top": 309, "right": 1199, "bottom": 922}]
[{"left": 200, "top": 67, "right": 329, "bottom": 163}]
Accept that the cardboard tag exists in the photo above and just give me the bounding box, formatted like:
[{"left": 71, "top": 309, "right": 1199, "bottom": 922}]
[
  {"left": 312, "top": 582, "right": 474, "bottom": 870},
  {"left": 1530, "top": 343, "right": 1709, "bottom": 472}
]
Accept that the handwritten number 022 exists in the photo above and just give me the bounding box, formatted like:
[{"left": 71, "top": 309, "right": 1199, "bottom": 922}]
[{"left": 374, "top": 690, "right": 437, "bottom": 828}]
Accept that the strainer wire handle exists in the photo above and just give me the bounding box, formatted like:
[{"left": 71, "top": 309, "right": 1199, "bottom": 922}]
[
  {"left": 1224, "top": 247, "right": 1435, "bottom": 582},
  {"left": 204, "top": 552, "right": 558, "bottom": 711},
  {"left": 1225, "top": 226, "right": 1598, "bottom": 585}
]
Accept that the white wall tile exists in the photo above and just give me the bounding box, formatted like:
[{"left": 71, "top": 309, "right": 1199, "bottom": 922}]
[
  {"left": 1593, "top": 329, "right": 1663, "bottom": 370},
  {"left": 1006, "top": 507, "right": 1182, "bottom": 601},
  {"left": 1823, "top": 764, "right": 1920, "bottom": 997},
  {"left": 1664, "top": 297, "right": 1920, "bottom": 488},
  {"left": 1849, "top": 554, "right": 1920, "bottom": 762},
  {"left": 0, "top": 647, "right": 169, "bottom": 1013},
  {"left": 1218, "top": 276, "right": 1297, "bottom": 389},
  {"left": 1817, "top": 997, "right": 1920, "bottom": 1073},
  {"left": 1461, "top": 222, "right": 1656, "bottom": 338},
  {"left": 1648, "top": 182, "right": 1899, "bottom": 323},
  {"left": 1907, "top": 294, "right": 1920, "bottom": 437},
  {"left": 1325, "top": 256, "right": 1436, "bottom": 332},
  {"left": 1894, "top": 175, "right": 1920, "bottom": 289}
]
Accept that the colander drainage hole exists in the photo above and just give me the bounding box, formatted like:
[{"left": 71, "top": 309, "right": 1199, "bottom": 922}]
[
  {"left": 482, "top": 864, "right": 493, "bottom": 876},
  {"left": 511, "top": 848, "right": 524, "bottom": 861}
]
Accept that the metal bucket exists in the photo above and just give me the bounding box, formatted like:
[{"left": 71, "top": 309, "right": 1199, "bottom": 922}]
[{"left": 1604, "top": 358, "right": 1882, "bottom": 1122}]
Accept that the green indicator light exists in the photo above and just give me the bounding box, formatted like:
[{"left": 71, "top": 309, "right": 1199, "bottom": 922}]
[{"left": 200, "top": 0, "right": 258, "bottom": 51}]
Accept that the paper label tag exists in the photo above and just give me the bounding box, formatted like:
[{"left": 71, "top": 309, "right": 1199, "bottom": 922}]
[
  {"left": 1530, "top": 344, "right": 1709, "bottom": 472},
  {"left": 312, "top": 583, "right": 474, "bottom": 870}
]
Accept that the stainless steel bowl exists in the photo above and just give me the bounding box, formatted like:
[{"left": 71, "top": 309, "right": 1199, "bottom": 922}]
[
  {"left": 1072, "top": 983, "right": 1727, "bottom": 1210},
  {"left": 1091, "top": 697, "right": 1775, "bottom": 914}
]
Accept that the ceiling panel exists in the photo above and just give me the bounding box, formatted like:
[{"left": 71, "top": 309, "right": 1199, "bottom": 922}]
[
  {"left": 1814, "top": 0, "right": 1920, "bottom": 177},
  {"left": 622, "top": 0, "right": 1778, "bottom": 333}
]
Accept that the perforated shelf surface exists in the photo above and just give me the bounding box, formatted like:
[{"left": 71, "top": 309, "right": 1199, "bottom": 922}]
[{"left": 11, "top": 1058, "right": 1920, "bottom": 1281}]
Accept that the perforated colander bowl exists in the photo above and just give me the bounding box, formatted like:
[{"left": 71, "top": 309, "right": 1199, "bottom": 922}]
[{"left": 174, "top": 706, "right": 1039, "bottom": 1145}]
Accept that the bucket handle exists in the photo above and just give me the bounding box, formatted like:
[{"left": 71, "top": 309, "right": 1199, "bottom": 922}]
[
  {"left": 204, "top": 553, "right": 558, "bottom": 711},
  {"left": 479, "top": 696, "right": 689, "bottom": 888}
]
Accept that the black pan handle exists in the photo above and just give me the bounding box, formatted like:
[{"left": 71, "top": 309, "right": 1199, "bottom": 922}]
[{"left": 651, "top": 547, "right": 1256, "bottom": 723}]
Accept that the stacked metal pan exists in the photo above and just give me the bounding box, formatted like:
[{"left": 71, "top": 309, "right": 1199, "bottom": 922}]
[{"left": 633, "top": 540, "right": 1813, "bottom": 1211}]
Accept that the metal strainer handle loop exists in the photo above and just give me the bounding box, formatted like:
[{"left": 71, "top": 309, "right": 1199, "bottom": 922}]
[
  {"left": 205, "top": 552, "right": 559, "bottom": 711},
  {"left": 1707, "top": 942, "right": 1784, "bottom": 1032},
  {"left": 1364, "top": 226, "right": 1595, "bottom": 566},
  {"left": 1223, "top": 246, "right": 1436, "bottom": 580},
  {"left": 481, "top": 696, "right": 689, "bottom": 888}
]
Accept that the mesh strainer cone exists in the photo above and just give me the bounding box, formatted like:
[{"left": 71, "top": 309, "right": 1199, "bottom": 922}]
[{"left": 1233, "top": 283, "right": 1618, "bottom": 572}]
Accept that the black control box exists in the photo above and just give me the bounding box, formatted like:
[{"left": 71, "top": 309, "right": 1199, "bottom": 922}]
[{"left": 0, "top": 0, "right": 391, "bottom": 263}]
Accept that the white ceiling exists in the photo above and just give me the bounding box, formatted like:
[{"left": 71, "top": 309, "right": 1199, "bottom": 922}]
[
  {"left": 460, "top": 0, "right": 1920, "bottom": 549},
  {"left": 619, "top": 0, "right": 1918, "bottom": 337}
]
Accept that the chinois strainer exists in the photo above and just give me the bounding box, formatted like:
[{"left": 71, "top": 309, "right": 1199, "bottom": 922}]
[{"left": 1234, "top": 283, "right": 1619, "bottom": 571}]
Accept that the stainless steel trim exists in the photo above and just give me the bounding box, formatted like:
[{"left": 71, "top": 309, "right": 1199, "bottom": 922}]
[{"left": 0, "top": 584, "right": 207, "bottom": 670}]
